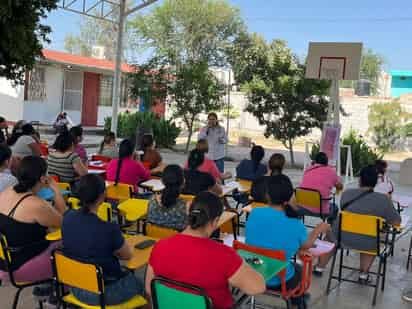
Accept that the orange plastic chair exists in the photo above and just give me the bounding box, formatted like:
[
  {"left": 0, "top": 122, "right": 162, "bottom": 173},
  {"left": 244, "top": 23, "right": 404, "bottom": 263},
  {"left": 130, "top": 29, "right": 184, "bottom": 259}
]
[
  {"left": 91, "top": 155, "right": 112, "bottom": 163},
  {"left": 142, "top": 161, "right": 151, "bottom": 170},
  {"left": 232, "top": 240, "right": 313, "bottom": 309}
]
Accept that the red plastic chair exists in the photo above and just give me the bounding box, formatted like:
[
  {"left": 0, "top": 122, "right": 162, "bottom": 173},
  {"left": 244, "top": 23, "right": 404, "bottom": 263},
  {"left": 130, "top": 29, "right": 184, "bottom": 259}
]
[
  {"left": 91, "top": 155, "right": 112, "bottom": 163},
  {"left": 50, "top": 175, "right": 60, "bottom": 182},
  {"left": 39, "top": 143, "right": 49, "bottom": 156},
  {"left": 142, "top": 161, "right": 151, "bottom": 170},
  {"left": 232, "top": 240, "right": 313, "bottom": 309}
]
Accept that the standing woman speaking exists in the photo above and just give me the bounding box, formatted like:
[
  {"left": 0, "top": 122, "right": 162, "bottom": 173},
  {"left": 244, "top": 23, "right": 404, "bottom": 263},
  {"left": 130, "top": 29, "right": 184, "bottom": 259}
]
[{"left": 198, "top": 112, "right": 228, "bottom": 173}]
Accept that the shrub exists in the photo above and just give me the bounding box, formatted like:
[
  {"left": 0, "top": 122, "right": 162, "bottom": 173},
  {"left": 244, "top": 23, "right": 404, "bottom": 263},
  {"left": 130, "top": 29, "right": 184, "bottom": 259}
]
[
  {"left": 368, "top": 101, "right": 410, "bottom": 153},
  {"left": 311, "top": 130, "right": 382, "bottom": 176},
  {"left": 104, "top": 112, "right": 181, "bottom": 148}
]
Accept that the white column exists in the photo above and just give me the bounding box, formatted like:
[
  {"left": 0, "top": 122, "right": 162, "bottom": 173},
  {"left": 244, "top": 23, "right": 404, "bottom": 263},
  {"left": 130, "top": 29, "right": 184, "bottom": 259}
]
[{"left": 110, "top": 0, "right": 126, "bottom": 134}]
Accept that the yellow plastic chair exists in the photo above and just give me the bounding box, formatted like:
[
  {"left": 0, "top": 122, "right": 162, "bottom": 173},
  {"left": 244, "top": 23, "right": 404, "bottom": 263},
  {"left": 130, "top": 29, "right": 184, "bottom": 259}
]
[
  {"left": 57, "top": 182, "right": 71, "bottom": 191},
  {"left": 117, "top": 199, "right": 149, "bottom": 222},
  {"left": 145, "top": 223, "right": 178, "bottom": 239},
  {"left": 0, "top": 233, "right": 51, "bottom": 309},
  {"left": 179, "top": 194, "right": 195, "bottom": 203},
  {"left": 219, "top": 210, "right": 238, "bottom": 240},
  {"left": 68, "top": 197, "right": 81, "bottom": 210},
  {"left": 106, "top": 183, "right": 133, "bottom": 203},
  {"left": 51, "top": 250, "right": 147, "bottom": 309},
  {"left": 97, "top": 202, "right": 113, "bottom": 222},
  {"left": 326, "top": 211, "right": 387, "bottom": 306}
]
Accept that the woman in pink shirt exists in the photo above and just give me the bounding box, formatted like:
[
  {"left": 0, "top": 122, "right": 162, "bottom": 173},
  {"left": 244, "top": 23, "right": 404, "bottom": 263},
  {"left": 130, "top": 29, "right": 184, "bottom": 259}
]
[
  {"left": 184, "top": 139, "right": 231, "bottom": 183},
  {"left": 106, "top": 139, "right": 150, "bottom": 191}
]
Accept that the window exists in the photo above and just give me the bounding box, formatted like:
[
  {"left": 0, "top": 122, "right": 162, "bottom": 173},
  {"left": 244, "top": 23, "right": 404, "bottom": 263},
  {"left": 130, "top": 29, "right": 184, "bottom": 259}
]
[
  {"left": 27, "top": 66, "right": 46, "bottom": 101},
  {"left": 99, "top": 75, "right": 129, "bottom": 107},
  {"left": 63, "top": 71, "right": 83, "bottom": 111}
]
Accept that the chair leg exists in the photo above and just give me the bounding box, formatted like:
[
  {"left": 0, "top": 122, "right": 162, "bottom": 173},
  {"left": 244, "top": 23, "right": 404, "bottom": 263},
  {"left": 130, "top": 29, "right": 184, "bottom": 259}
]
[
  {"left": 12, "top": 288, "right": 23, "bottom": 309},
  {"left": 250, "top": 296, "right": 255, "bottom": 309},
  {"left": 327, "top": 250, "right": 338, "bottom": 294},
  {"left": 373, "top": 259, "right": 383, "bottom": 306},
  {"left": 391, "top": 232, "right": 396, "bottom": 257},
  {"left": 338, "top": 248, "right": 344, "bottom": 282},
  {"left": 38, "top": 300, "right": 44, "bottom": 309},
  {"left": 381, "top": 256, "right": 387, "bottom": 291},
  {"left": 407, "top": 235, "right": 412, "bottom": 270}
]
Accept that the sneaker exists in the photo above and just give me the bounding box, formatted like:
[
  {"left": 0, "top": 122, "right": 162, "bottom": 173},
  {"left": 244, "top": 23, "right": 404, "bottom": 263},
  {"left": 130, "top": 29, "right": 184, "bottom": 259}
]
[
  {"left": 32, "top": 285, "right": 53, "bottom": 299},
  {"left": 313, "top": 266, "right": 325, "bottom": 277},
  {"left": 402, "top": 290, "right": 412, "bottom": 303},
  {"left": 358, "top": 272, "right": 371, "bottom": 285}
]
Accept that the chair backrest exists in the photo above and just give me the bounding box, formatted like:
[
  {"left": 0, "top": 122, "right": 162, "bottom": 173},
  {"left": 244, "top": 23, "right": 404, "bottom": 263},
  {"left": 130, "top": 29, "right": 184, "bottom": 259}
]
[
  {"left": 179, "top": 194, "right": 195, "bottom": 203},
  {"left": 57, "top": 182, "right": 71, "bottom": 191},
  {"left": 106, "top": 183, "right": 133, "bottom": 202},
  {"left": 52, "top": 250, "right": 102, "bottom": 294},
  {"left": 97, "top": 202, "right": 113, "bottom": 222},
  {"left": 117, "top": 198, "right": 149, "bottom": 221},
  {"left": 295, "top": 187, "right": 322, "bottom": 211},
  {"left": 340, "top": 211, "right": 384, "bottom": 238},
  {"left": 151, "top": 276, "right": 212, "bottom": 309},
  {"left": 0, "top": 234, "right": 11, "bottom": 268},
  {"left": 50, "top": 175, "right": 60, "bottom": 182},
  {"left": 232, "top": 240, "right": 286, "bottom": 261},
  {"left": 91, "top": 155, "right": 112, "bottom": 163},
  {"left": 145, "top": 223, "right": 178, "bottom": 239},
  {"left": 40, "top": 143, "right": 49, "bottom": 156},
  {"left": 67, "top": 197, "right": 81, "bottom": 210}
]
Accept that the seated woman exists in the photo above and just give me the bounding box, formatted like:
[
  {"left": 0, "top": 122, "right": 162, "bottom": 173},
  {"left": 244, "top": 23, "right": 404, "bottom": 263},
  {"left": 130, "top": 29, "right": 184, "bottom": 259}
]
[
  {"left": 236, "top": 145, "right": 267, "bottom": 181},
  {"left": 186, "top": 139, "right": 231, "bottom": 183},
  {"left": 0, "top": 156, "right": 66, "bottom": 284},
  {"left": 47, "top": 132, "right": 88, "bottom": 184},
  {"left": 146, "top": 191, "right": 266, "bottom": 309},
  {"left": 98, "top": 132, "right": 117, "bottom": 158},
  {"left": 183, "top": 149, "right": 222, "bottom": 196},
  {"left": 106, "top": 139, "right": 150, "bottom": 191},
  {"left": 374, "top": 159, "right": 394, "bottom": 196},
  {"left": 147, "top": 165, "right": 187, "bottom": 231},
  {"left": 70, "top": 125, "right": 87, "bottom": 163},
  {"left": 246, "top": 175, "right": 330, "bottom": 308},
  {"left": 251, "top": 153, "right": 292, "bottom": 203},
  {"left": 141, "top": 134, "right": 164, "bottom": 174},
  {"left": 0, "top": 144, "right": 17, "bottom": 192},
  {"left": 62, "top": 174, "right": 143, "bottom": 306}
]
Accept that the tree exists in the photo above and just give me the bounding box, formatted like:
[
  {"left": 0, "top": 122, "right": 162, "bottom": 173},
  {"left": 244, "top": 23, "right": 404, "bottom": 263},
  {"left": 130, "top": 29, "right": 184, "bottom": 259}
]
[
  {"left": 64, "top": 4, "right": 132, "bottom": 61},
  {"left": 0, "top": 0, "right": 57, "bottom": 84},
  {"left": 368, "top": 101, "right": 410, "bottom": 153},
  {"left": 129, "top": 0, "right": 244, "bottom": 66},
  {"left": 228, "top": 34, "right": 330, "bottom": 165}
]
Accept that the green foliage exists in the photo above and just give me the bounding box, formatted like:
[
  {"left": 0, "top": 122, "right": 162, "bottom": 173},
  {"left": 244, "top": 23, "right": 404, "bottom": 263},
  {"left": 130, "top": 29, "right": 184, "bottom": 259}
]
[
  {"left": 360, "top": 49, "right": 385, "bottom": 95},
  {"left": 228, "top": 33, "right": 330, "bottom": 165},
  {"left": 0, "top": 0, "right": 57, "bottom": 84},
  {"left": 368, "top": 101, "right": 410, "bottom": 153},
  {"left": 403, "top": 122, "right": 412, "bottom": 137},
  {"left": 104, "top": 112, "right": 180, "bottom": 148},
  {"left": 311, "top": 130, "right": 383, "bottom": 176},
  {"left": 129, "top": 0, "right": 244, "bottom": 66}
]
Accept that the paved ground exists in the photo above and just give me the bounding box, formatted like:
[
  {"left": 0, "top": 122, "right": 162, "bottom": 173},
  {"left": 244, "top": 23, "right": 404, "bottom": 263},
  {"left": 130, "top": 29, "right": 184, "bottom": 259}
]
[{"left": 1, "top": 142, "right": 412, "bottom": 308}]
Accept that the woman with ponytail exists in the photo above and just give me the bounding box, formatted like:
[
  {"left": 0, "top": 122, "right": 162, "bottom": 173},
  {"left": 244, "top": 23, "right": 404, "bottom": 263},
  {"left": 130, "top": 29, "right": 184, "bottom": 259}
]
[
  {"left": 147, "top": 165, "right": 187, "bottom": 231},
  {"left": 246, "top": 175, "right": 330, "bottom": 308},
  {"left": 146, "top": 191, "right": 265, "bottom": 309},
  {"left": 236, "top": 145, "right": 267, "bottom": 181},
  {"left": 106, "top": 139, "right": 150, "bottom": 191},
  {"left": 0, "top": 156, "right": 66, "bottom": 285},
  {"left": 62, "top": 174, "right": 144, "bottom": 306}
]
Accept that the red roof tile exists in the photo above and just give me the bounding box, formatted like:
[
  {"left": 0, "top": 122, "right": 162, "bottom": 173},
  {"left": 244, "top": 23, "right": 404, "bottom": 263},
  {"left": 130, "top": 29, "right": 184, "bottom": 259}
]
[{"left": 41, "top": 49, "right": 135, "bottom": 73}]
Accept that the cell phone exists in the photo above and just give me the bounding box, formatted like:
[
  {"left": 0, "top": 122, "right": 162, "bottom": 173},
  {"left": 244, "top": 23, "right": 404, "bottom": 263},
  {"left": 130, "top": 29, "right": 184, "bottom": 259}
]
[{"left": 134, "top": 240, "right": 156, "bottom": 250}]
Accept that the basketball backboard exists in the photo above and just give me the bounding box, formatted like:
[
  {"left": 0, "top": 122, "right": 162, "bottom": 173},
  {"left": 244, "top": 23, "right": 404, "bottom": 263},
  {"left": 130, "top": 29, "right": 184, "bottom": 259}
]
[{"left": 305, "top": 42, "right": 363, "bottom": 80}]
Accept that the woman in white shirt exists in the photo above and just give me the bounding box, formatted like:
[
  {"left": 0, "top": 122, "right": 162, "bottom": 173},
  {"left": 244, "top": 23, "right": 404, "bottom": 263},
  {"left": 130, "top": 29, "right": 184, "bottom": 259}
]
[{"left": 8, "top": 123, "right": 41, "bottom": 158}]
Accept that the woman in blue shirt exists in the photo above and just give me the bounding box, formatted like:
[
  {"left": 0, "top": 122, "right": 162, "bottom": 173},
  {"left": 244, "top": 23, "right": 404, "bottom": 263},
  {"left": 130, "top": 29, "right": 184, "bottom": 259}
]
[
  {"left": 62, "top": 174, "right": 143, "bottom": 306},
  {"left": 246, "top": 175, "right": 329, "bottom": 308}
]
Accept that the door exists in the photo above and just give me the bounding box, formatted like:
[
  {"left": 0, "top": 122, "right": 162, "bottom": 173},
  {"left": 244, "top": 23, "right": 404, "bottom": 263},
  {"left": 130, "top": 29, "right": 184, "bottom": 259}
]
[
  {"left": 81, "top": 72, "right": 100, "bottom": 126},
  {"left": 63, "top": 70, "right": 83, "bottom": 125}
]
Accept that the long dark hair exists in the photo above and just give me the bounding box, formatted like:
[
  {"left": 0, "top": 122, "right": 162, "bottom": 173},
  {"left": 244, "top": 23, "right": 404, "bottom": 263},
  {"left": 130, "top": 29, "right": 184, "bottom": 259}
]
[
  {"left": 188, "top": 149, "right": 204, "bottom": 171},
  {"left": 188, "top": 191, "right": 223, "bottom": 229},
  {"left": 77, "top": 174, "right": 106, "bottom": 213},
  {"left": 14, "top": 156, "right": 47, "bottom": 193},
  {"left": 100, "top": 132, "right": 116, "bottom": 153},
  {"left": 266, "top": 174, "right": 299, "bottom": 218},
  {"left": 115, "top": 139, "right": 135, "bottom": 185},
  {"left": 52, "top": 132, "right": 74, "bottom": 152},
  {"left": 161, "top": 165, "right": 184, "bottom": 208},
  {"left": 69, "top": 125, "right": 83, "bottom": 145},
  {"left": 250, "top": 145, "right": 265, "bottom": 172},
  {"left": 375, "top": 159, "right": 388, "bottom": 176},
  {"left": 8, "top": 123, "right": 35, "bottom": 146}
]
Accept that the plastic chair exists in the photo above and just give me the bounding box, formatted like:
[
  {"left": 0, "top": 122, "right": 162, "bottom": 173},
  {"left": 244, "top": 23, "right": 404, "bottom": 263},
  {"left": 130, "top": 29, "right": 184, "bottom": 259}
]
[
  {"left": 326, "top": 211, "right": 388, "bottom": 306},
  {"left": 51, "top": 250, "right": 147, "bottom": 309},
  {"left": 97, "top": 202, "right": 113, "bottom": 222},
  {"left": 232, "top": 240, "right": 313, "bottom": 309},
  {"left": 151, "top": 276, "right": 212, "bottom": 309},
  {"left": 117, "top": 199, "right": 149, "bottom": 233},
  {"left": 67, "top": 197, "right": 81, "bottom": 210},
  {"left": 295, "top": 187, "right": 334, "bottom": 227},
  {"left": 57, "top": 182, "right": 71, "bottom": 191},
  {"left": 106, "top": 183, "right": 134, "bottom": 203},
  {"left": 50, "top": 175, "right": 60, "bottom": 182},
  {"left": 0, "top": 233, "right": 51, "bottom": 309},
  {"left": 179, "top": 194, "right": 195, "bottom": 203},
  {"left": 144, "top": 223, "right": 178, "bottom": 239},
  {"left": 91, "top": 155, "right": 112, "bottom": 163},
  {"left": 220, "top": 209, "right": 239, "bottom": 240}
]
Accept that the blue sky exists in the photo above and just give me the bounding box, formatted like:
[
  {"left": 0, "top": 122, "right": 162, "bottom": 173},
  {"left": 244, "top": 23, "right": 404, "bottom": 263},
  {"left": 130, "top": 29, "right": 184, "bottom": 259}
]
[{"left": 45, "top": 0, "right": 412, "bottom": 70}]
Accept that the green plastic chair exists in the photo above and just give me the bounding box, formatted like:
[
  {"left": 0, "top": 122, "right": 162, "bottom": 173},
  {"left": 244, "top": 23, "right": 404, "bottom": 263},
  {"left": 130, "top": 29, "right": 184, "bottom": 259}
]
[{"left": 151, "top": 276, "right": 212, "bottom": 309}]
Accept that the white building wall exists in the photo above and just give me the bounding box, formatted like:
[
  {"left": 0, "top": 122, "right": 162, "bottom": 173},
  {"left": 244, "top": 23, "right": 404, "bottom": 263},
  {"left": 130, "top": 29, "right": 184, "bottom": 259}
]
[
  {"left": 0, "top": 78, "right": 24, "bottom": 121},
  {"left": 97, "top": 106, "right": 139, "bottom": 126},
  {"left": 23, "top": 66, "right": 64, "bottom": 124}
]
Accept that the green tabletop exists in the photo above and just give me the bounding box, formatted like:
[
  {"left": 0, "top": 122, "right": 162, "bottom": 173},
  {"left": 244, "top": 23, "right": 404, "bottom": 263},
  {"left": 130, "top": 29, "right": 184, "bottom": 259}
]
[{"left": 237, "top": 249, "right": 289, "bottom": 281}]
